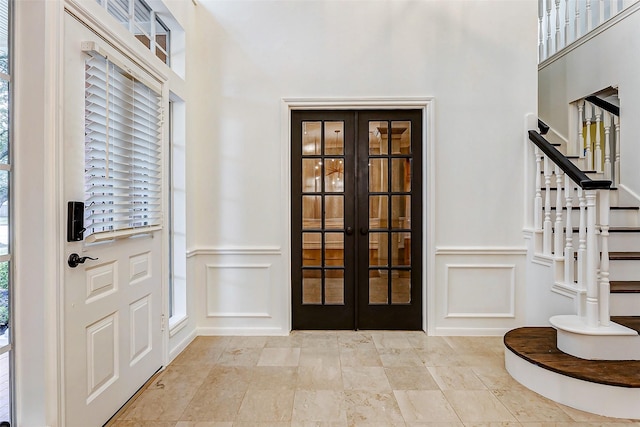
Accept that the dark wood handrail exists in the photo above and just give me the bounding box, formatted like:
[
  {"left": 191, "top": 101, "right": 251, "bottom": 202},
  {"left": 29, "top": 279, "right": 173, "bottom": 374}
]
[
  {"left": 538, "top": 119, "right": 550, "bottom": 135},
  {"left": 528, "top": 130, "right": 611, "bottom": 190},
  {"left": 585, "top": 95, "right": 620, "bottom": 117}
]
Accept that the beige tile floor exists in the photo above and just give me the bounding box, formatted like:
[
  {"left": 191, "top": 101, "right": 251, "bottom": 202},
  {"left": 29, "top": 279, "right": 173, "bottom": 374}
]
[{"left": 110, "top": 331, "right": 640, "bottom": 427}]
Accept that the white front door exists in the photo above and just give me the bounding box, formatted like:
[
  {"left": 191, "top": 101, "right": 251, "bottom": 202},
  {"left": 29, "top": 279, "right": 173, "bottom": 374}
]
[{"left": 62, "top": 11, "right": 163, "bottom": 427}]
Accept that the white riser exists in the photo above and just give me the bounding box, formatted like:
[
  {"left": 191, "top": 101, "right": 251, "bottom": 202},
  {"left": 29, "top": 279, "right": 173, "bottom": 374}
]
[
  {"left": 541, "top": 189, "right": 624, "bottom": 208},
  {"left": 547, "top": 208, "right": 639, "bottom": 228},
  {"left": 608, "top": 232, "right": 640, "bottom": 252},
  {"left": 610, "top": 293, "right": 640, "bottom": 316},
  {"left": 608, "top": 260, "right": 640, "bottom": 281},
  {"left": 572, "top": 259, "right": 639, "bottom": 281}
]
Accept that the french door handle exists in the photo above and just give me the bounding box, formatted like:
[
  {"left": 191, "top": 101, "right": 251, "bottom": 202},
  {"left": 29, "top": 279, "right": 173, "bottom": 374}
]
[
  {"left": 360, "top": 227, "right": 368, "bottom": 235},
  {"left": 346, "top": 226, "right": 354, "bottom": 236}
]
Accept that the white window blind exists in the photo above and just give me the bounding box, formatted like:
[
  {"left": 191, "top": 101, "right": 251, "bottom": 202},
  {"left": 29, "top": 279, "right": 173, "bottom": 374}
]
[{"left": 85, "top": 53, "right": 163, "bottom": 241}]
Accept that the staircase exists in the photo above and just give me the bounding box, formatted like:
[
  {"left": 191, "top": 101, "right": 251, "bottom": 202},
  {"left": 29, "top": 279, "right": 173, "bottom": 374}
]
[{"left": 504, "top": 110, "right": 640, "bottom": 419}]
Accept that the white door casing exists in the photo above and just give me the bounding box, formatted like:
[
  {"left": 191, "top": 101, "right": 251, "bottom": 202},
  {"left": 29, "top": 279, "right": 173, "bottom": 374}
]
[{"left": 63, "top": 12, "right": 163, "bottom": 427}]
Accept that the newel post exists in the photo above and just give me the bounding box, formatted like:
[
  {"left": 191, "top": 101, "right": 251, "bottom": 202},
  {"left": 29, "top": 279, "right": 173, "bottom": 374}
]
[
  {"left": 585, "top": 189, "right": 599, "bottom": 328},
  {"left": 599, "top": 189, "right": 611, "bottom": 326}
]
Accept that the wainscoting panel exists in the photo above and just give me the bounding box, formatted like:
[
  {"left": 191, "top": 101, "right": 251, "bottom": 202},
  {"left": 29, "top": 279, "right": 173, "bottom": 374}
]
[
  {"left": 205, "top": 264, "right": 272, "bottom": 318},
  {"left": 190, "top": 247, "right": 288, "bottom": 335},
  {"left": 434, "top": 248, "right": 526, "bottom": 335},
  {"left": 445, "top": 264, "right": 515, "bottom": 318}
]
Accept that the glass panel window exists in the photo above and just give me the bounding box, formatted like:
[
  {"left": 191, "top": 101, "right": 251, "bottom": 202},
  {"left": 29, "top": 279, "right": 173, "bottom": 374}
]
[
  {"left": 97, "top": 0, "right": 172, "bottom": 66},
  {"left": 369, "top": 270, "right": 388, "bottom": 304}
]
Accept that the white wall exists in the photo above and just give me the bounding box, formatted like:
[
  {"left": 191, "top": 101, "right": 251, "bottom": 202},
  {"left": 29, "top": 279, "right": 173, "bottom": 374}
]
[
  {"left": 187, "top": 0, "right": 538, "bottom": 335},
  {"left": 539, "top": 3, "right": 640, "bottom": 198}
]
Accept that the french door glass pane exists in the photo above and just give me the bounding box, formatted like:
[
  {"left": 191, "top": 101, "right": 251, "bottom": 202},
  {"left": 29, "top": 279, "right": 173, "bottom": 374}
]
[
  {"left": 369, "top": 232, "right": 388, "bottom": 267},
  {"left": 302, "top": 122, "right": 321, "bottom": 155},
  {"left": 369, "top": 121, "right": 388, "bottom": 155},
  {"left": 302, "top": 232, "right": 321, "bottom": 266},
  {"left": 391, "top": 195, "right": 410, "bottom": 229},
  {"left": 392, "top": 270, "right": 411, "bottom": 304},
  {"left": 0, "top": 171, "right": 6, "bottom": 256},
  {"left": 392, "top": 121, "right": 411, "bottom": 154},
  {"left": 324, "top": 122, "right": 343, "bottom": 155},
  {"left": 302, "top": 195, "right": 321, "bottom": 229},
  {"left": 325, "top": 195, "right": 343, "bottom": 229},
  {"left": 324, "top": 232, "right": 344, "bottom": 267},
  {"left": 325, "top": 269, "right": 344, "bottom": 305},
  {"left": 302, "top": 270, "right": 321, "bottom": 305},
  {"left": 369, "top": 270, "right": 388, "bottom": 304},
  {"left": 391, "top": 232, "right": 410, "bottom": 266},
  {"left": 368, "top": 158, "right": 388, "bottom": 192},
  {"left": 369, "top": 195, "right": 388, "bottom": 229},
  {"left": 324, "top": 158, "right": 344, "bottom": 192},
  {"left": 302, "top": 159, "right": 321, "bottom": 193},
  {"left": 391, "top": 158, "right": 411, "bottom": 192}
]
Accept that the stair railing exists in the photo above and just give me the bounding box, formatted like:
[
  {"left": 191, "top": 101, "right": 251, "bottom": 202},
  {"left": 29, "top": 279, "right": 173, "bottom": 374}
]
[
  {"left": 529, "top": 129, "right": 613, "bottom": 327},
  {"left": 571, "top": 96, "right": 620, "bottom": 187},
  {"left": 539, "top": 0, "right": 635, "bottom": 62}
]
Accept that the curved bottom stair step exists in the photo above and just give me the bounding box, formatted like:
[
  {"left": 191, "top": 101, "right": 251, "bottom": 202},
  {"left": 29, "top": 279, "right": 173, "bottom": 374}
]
[{"left": 504, "top": 326, "right": 640, "bottom": 419}]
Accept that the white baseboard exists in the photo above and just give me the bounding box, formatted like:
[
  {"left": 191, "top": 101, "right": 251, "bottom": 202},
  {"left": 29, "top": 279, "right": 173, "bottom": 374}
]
[
  {"left": 168, "top": 328, "right": 197, "bottom": 363},
  {"left": 197, "top": 326, "right": 290, "bottom": 336},
  {"left": 433, "top": 327, "right": 512, "bottom": 336}
]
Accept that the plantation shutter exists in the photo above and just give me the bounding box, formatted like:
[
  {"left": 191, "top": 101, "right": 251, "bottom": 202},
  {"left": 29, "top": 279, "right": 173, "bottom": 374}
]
[{"left": 84, "top": 53, "right": 162, "bottom": 241}]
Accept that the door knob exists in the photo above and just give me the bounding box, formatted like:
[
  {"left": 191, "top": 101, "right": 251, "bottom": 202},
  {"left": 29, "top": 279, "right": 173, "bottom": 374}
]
[
  {"left": 360, "top": 227, "right": 368, "bottom": 235},
  {"left": 68, "top": 253, "right": 98, "bottom": 268},
  {"left": 346, "top": 226, "right": 354, "bottom": 236}
]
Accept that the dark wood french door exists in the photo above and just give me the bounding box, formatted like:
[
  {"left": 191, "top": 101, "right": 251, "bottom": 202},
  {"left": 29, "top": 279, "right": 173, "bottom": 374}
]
[{"left": 291, "top": 110, "right": 422, "bottom": 330}]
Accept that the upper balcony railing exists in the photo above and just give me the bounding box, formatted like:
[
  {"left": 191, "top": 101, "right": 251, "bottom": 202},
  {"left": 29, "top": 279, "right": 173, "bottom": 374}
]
[{"left": 538, "top": 0, "right": 636, "bottom": 62}]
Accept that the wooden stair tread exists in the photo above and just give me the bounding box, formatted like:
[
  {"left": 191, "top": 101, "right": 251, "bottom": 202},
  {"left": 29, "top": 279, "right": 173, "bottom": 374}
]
[
  {"left": 611, "top": 281, "right": 640, "bottom": 293},
  {"left": 548, "top": 206, "right": 639, "bottom": 210},
  {"left": 612, "top": 316, "right": 640, "bottom": 334},
  {"left": 610, "top": 252, "right": 640, "bottom": 260},
  {"left": 504, "top": 327, "right": 640, "bottom": 387}
]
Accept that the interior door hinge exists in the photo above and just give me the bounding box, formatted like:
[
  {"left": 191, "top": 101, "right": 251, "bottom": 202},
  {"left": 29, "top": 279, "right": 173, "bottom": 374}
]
[{"left": 161, "top": 314, "right": 166, "bottom": 332}]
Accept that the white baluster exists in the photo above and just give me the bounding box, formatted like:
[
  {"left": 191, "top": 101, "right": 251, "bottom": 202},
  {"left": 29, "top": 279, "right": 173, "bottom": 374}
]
[
  {"left": 564, "top": 175, "right": 575, "bottom": 285},
  {"left": 555, "top": 0, "right": 562, "bottom": 51},
  {"left": 555, "top": 165, "right": 564, "bottom": 258},
  {"left": 585, "top": 189, "right": 598, "bottom": 327},
  {"left": 585, "top": 102, "right": 593, "bottom": 169},
  {"left": 577, "top": 188, "right": 587, "bottom": 297},
  {"left": 543, "top": 156, "right": 553, "bottom": 255},
  {"left": 586, "top": 0, "right": 593, "bottom": 32},
  {"left": 612, "top": 0, "right": 620, "bottom": 15},
  {"left": 600, "top": 0, "right": 606, "bottom": 24},
  {"left": 614, "top": 114, "right": 620, "bottom": 186},
  {"left": 603, "top": 111, "right": 612, "bottom": 181},
  {"left": 564, "top": 0, "right": 570, "bottom": 45},
  {"left": 577, "top": 101, "right": 584, "bottom": 158},
  {"left": 535, "top": 147, "right": 543, "bottom": 231},
  {"left": 539, "top": 0, "right": 545, "bottom": 60},
  {"left": 599, "top": 189, "right": 611, "bottom": 326},
  {"left": 594, "top": 106, "right": 602, "bottom": 173},
  {"left": 575, "top": 0, "right": 582, "bottom": 39},
  {"left": 547, "top": 0, "right": 553, "bottom": 55}
]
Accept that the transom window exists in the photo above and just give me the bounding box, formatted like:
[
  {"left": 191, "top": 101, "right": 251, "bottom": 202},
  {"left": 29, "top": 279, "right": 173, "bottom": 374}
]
[{"left": 96, "top": 0, "right": 170, "bottom": 65}]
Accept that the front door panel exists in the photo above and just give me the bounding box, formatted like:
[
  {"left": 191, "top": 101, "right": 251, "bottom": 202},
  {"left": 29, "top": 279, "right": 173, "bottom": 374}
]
[{"left": 292, "top": 110, "right": 422, "bottom": 330}]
